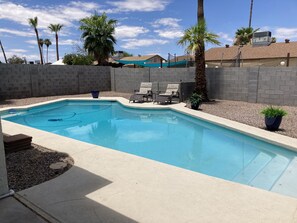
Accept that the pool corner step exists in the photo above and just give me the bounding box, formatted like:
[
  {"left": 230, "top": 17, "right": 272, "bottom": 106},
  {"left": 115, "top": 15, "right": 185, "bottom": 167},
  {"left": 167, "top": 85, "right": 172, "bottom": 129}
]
[
  {"left": 249, "top": 155, "right": 290, "bottom": 190},
  {"left": 271, "top": 158, "right": 297, "bottom": 198},
  {"left": 233, "top": 152, "right": 272, "bottom": 184}
]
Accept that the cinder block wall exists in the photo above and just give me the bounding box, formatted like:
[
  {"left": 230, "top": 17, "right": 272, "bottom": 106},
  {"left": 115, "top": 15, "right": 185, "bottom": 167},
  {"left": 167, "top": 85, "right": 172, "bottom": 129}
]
[
  {"left": 112, "top": 67, "right": 297, "bottom": 106},
  {"left": 0, "top": 64, "right": 111, "bottom": 99},
  {"left": 1, "top": 64, "right": 297, "bottom": 106}
]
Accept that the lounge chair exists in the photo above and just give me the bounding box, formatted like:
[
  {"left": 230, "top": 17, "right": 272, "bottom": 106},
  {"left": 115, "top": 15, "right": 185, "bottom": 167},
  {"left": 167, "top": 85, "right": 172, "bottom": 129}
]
[
  {"left": 129, "top": 82, "right": 153, "bottom": 103},
  {"left": 154, "top": 84, "right": 180, "bottom": 104}
]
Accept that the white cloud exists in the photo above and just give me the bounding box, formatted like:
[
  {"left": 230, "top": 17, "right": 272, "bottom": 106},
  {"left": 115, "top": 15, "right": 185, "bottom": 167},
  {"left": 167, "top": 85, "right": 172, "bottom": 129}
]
[
  {"left": 152, "top": 18, "right": 181, "bottom": 28},
  {"left": 154, "top": 29, "right": 183, "bottom": 39},
  {"left": 59, "top": 39, "right": 80, "bottom": 45},
  {"left": 121, "top": 38, "right": 168, "bottom": 49},
  {"left": 107, "top": 0, "right": 170, "bottom": 12},
  {"left": 69, "top": 1, "right": 101, "bottom": 10},
  {"left": 7, "top": 49, "right": 27, "bottom": 53},
  {"left": 25, "top": 40, "right": 38, "bottom": 45},
  {"left": 0, "top": 28, "right": 34, "bottom": 37},
  {"left": 151, "top": 17, "right": 183, "bottom": 39},
  {"left": 115, "top": 25, "right": 149, "bottom": 39},
  {"left": 217, "top": 32, "right": 234, "bottom": 43},
  {"left": 274, "top": 28, "right": 297, "bottom": 40},
  {"left": 0, "top": 1, "right": 102, "bottom": 30}
]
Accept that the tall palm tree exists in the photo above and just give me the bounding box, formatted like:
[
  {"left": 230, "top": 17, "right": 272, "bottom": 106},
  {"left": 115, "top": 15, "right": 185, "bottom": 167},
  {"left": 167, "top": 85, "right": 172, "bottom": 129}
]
[
  {"left": 249, "top": 0, "right": 254, "bottom": 28},
  {"left": 0, "top": 40, "right": 8, "bottom": 63},
  {"left": 234, "top": 27, "right": 259, "bottom": 45},
  {"left": 28, "top": 17, "right": 43, "bottom": 64},
  {"left": 44, "top": 39, "right": 52, "bottom": 63},
  {"left": 79, "top": 12, "right": 117, "bottom": 65},
  {"left": 192, "top": 0, "right": 209, "bottom": 100},
  {"left": 48, "top": 24, "right": 63, "bottom": 61}
]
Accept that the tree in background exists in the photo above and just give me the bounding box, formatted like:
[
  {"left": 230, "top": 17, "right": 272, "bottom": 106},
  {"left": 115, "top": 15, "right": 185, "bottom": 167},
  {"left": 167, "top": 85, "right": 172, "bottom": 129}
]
[
  {"left": 7, "top": 55, "right": 25, "bottom": 64},
  {"left": 63, "top": 53, "right": 94, "bottom": 65},
  {"left": 44, "top": 39, "right": 52, "bottom": 63},
  {"left": 79, "top": 12, "right": 117, "bottom": 65},
  {"left": 28, "top": 17, "right": 43, "bottom": 64},
  {"left": 249, "top": 0, "right": 254, "bottom": 28},
  {"left": 38, "top": 38, "right": 44, "bottom": 63},
  {"left": 122, "top": 51, "right": 133, "bottom": 57},
  {"left": 48, "top": 24, "right": 63, "bottom": 61},
  {"left": 0, "top": 40, "right": 8, "bottom": 63},
  {"left": 234, "top": 27, "right": 259, "bottom": 45}
]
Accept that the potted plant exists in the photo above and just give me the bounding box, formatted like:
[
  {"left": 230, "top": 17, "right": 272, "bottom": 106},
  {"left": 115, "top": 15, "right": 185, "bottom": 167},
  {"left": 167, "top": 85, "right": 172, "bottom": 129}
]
[
  {"left": 261, "top": 106, "right": 287, "bottom": 131},
  {"left": 189, "top": 93, "right": 203, "bottom": 110},
  {"left": 91, "top": 90, "right": 100, "bottom": 98}
]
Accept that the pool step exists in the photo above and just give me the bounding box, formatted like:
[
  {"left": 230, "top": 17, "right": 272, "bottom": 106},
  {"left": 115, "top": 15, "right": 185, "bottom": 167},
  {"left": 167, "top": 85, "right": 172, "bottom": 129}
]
[
  {"left": 271, "top": 158, "right": 297, "bottom": 198},
  {"left": 233, "top": 152, "right": 272, "bottom": 184},
  {"left": 249, "top": 155, "right": 289, "bottom": 190}
]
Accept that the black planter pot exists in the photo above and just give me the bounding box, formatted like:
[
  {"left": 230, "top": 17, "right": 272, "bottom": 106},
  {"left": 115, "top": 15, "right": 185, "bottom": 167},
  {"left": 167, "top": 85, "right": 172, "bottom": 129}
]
[
  {"left": 191, "top": 103, "right": 200, "bottom": 110},
  {"left": 265, "top": 116, "right": 283, "bottom": 131},
  {"left": 91, "top": 90, "right": 100, "bottom": 98}
]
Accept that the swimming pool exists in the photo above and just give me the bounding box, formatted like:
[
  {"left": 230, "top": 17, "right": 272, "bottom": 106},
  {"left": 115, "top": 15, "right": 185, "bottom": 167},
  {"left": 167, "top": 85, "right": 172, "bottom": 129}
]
[{"left": 2, "top": 100, "right": 297, "bottom": 192}]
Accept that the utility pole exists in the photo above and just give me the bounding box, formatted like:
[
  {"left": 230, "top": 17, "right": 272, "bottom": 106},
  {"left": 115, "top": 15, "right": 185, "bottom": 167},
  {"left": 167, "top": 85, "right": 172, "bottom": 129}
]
[
  {"left": 0, "top": 40, "right": 8, "bottom": 63},
  {"left": 249, "top": 0, "right": 254, "bottom": 28}
]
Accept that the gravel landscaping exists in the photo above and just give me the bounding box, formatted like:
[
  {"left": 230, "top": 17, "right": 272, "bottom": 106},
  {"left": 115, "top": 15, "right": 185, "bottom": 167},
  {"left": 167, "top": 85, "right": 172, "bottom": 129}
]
[
  {"left": 198, "top": 100, "right": 297, "bottom": 139},
  {"left": 6, "top": 144, "right": 73, "bottom": 192}
]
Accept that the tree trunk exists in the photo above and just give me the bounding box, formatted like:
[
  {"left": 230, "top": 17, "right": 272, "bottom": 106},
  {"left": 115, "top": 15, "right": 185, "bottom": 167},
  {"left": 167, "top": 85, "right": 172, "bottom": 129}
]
[
  {"left": 249, "top": 0, "right": 254, "bottom": 28},
  {"left": 195, "top": 0, "right": 208, "bottom": 101},
  {"left": 35, "top": 28, "right": 43, "bottom": 64},
  {"left": 56, "top": 33, "right": 59, "bottom": 61},
  {"left": 0, "top": 40, "right": 8, "bottom": 63},
  {"left": 46, "top": 46, "right": 49, "bottom": 63}
]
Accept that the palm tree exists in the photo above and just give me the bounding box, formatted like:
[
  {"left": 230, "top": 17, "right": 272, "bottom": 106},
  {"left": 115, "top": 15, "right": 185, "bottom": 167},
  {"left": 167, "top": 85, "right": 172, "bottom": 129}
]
[
  {"left": 28, "top": 17, "right": 43, "bottom": 64},
  {"left": 234, "top": 27, "right": 259, "bottom": 45},
  {"left": 44, "top": 39, "right": 52, "bottom": 63},
  {"left": 249, "top": 0, "right": 254, "bottom": 28},
  {"left": 0, "top": 40, "right": 8, "bottom": 63},
  {"left": 48, "top": 24, "right": 63, "bottom": 61},
  {"left": 178, "top": 23, "right": 220, "bottom": 55},
  {"left": 38, "top": 38, "right": 44, "bottom": 63},
  {"left": 79, "top": 12, "right": 117, "bottom": 65}
]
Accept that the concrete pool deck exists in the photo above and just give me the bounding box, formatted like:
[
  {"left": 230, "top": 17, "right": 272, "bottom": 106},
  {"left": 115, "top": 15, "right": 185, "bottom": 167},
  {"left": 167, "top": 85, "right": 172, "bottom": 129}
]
[{"left": 2, "top": 97, "right": 297, "bottom": 222}]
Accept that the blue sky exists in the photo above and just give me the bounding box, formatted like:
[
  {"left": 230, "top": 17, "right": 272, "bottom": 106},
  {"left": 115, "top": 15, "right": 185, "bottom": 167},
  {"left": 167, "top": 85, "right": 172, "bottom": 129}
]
[{"left": 0, "top": 0, "right": 297, "bottom": 63}]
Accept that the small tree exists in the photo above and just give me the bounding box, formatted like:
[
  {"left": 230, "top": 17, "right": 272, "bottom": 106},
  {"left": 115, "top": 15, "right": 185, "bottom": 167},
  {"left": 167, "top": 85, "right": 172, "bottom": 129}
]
[
  {"left": 8, "top": 55, "right": 25, "bottom": 64},
  {"left": 63, "top": 53, "right": 94, "bottom": 65}
]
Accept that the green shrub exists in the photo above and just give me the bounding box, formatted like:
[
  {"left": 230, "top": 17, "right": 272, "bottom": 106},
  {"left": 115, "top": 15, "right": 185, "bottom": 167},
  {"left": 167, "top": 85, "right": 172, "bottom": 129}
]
[
  {"left": 63, "top": 54, "right": 94, "bottom": 65},
  {"left": 261, "top": 106, "right": 287, "bottom": 118},
  {"left": 189, "top": 93, "right": 203, "bottom": 106}
]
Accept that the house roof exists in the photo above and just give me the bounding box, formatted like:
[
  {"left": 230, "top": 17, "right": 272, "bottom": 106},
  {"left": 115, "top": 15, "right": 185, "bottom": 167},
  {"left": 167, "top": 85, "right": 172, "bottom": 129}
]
[
  {"left": 120, "top": 55, "right": 165, "bottom": 61},
  {"left": 205, "top": 42, "right": 297, "bottom": 61}
]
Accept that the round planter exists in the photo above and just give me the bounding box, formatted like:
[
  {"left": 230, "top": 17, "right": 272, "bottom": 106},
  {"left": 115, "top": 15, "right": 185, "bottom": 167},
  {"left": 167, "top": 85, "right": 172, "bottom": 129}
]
[
  {"left": 91, "top": 90, "right": 100, "bottom": 98},
  {"left": 265, "top": 116, "right": 283, "bottom": 131},
  {"left": 191, "top": 103, "right": 200, "bottom": 110}
]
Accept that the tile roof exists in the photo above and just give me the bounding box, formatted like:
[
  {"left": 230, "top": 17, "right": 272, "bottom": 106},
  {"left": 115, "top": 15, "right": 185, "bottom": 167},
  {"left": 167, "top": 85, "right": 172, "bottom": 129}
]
[{"left": 205, "top": 42, "right": 297, "bottom": 61}]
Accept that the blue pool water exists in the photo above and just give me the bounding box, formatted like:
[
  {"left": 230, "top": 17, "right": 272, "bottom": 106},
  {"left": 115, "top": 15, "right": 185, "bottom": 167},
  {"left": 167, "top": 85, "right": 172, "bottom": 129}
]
[{"left": 2, "top": 100, "right": 297, "bottom": 191}]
